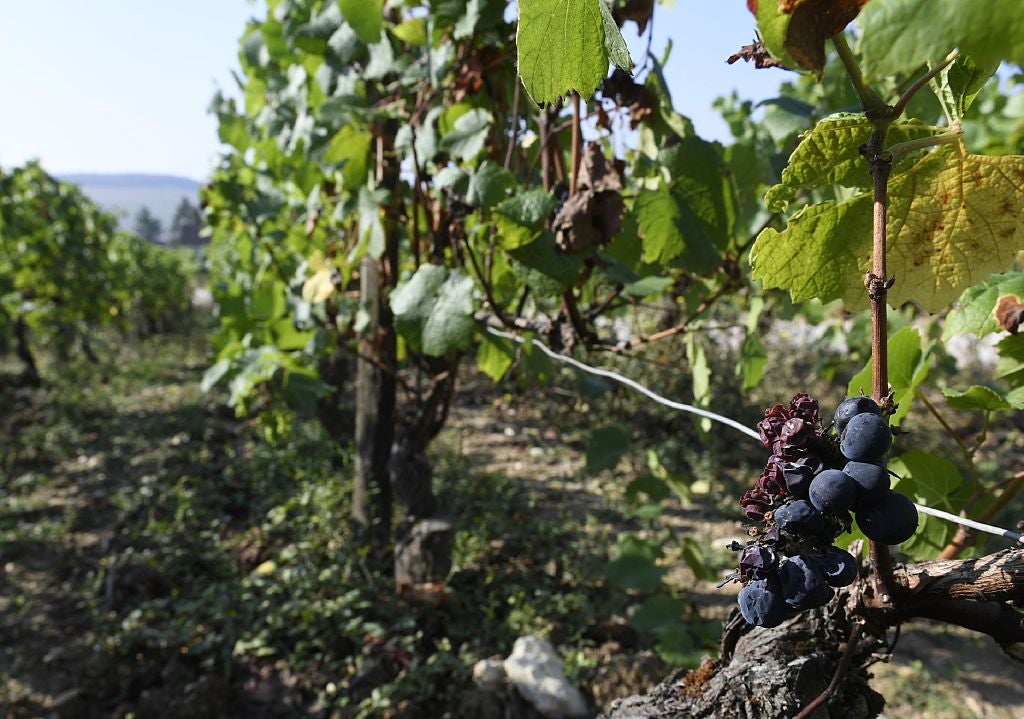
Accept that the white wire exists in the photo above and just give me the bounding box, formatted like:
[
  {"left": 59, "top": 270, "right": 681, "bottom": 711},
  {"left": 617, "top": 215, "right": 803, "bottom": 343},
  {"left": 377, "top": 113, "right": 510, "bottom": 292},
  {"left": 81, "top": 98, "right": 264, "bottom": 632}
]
[
  {"left": 486, "top": 326, "right": 1024, "bottom": 546},
  {"left": 486, "top": 327, "right": 762, "bottom": 442},
  {"left": 914, "top": 503, "right": 1023, "bottom": 544}
]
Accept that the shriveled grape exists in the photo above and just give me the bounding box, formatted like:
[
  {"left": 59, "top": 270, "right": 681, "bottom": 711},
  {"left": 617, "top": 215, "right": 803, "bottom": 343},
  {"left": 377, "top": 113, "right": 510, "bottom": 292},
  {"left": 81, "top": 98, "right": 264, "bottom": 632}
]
[
  {"left": 778, "top": 555, "right": 833, "bottom": 611},
  {"left": 815, "top": 546, "right": 858, "bottom": 587},
  {"left": 773, "top": 499, "right": 825, "bottom": 535},
  {"left": 738, "top": 577, "right": 789, "bottom": 628},
  {"left": 740, "top": 545, "right": 778, "bottom": 580}
]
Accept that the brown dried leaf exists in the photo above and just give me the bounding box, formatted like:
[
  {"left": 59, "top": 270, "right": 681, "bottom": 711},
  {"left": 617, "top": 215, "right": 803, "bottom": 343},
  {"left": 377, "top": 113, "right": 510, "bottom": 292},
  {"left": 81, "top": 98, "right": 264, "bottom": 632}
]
[{"left": 995, "top": 295, "right": 1024, "bottom": 333}]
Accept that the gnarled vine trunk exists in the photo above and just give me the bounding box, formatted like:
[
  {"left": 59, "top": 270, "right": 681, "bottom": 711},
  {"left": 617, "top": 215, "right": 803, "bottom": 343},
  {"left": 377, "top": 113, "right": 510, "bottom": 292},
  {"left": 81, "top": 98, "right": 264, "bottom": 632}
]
[{"left": 607, "top": 547, "right": 1024, "bottom": 719}]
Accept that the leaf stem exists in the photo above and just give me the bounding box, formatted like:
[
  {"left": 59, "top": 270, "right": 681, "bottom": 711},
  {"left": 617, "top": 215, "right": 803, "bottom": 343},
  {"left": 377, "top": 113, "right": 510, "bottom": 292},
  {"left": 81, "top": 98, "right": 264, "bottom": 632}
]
[
  {"left": 891, "top": 48, "right": 960, "bottom": 118},
  {"left": 887, "top": 127, "right": 962, "bottom": 159},
  {"left": 832, "top": 34, "right": 888, "bottom": 118}
]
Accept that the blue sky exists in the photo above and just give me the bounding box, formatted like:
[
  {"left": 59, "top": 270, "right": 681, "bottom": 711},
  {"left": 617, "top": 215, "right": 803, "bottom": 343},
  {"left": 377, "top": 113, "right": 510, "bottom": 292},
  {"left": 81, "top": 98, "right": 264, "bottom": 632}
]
[{"left": 0, "top": 1, "right": 785, "bottom": 180}]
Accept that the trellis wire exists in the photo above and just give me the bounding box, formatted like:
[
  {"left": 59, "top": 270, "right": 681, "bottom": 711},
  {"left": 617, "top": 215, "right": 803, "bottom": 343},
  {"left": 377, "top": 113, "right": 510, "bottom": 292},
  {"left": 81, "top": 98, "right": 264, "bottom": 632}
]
[{"left": 486, "top": 326, "right": 1024, "bottom": 546}]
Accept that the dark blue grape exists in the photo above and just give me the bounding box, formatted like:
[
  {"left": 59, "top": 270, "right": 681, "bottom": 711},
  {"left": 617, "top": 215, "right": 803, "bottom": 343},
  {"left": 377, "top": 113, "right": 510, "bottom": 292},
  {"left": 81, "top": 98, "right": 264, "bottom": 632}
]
[
  {"left": 738, "top": 576, "right": 788, "bottom": 628},
  {"left": 833, "top": 396, "right": 880, "bottom": 433},
  {"left": 855, "top": 490, "right": 919, "bottom": 544},
  {"left": 740, "top": 545, "right": 778, "bottom": 580},
  {"left": 809, "top": 469, "right": 857, "bottom": 514},
  {"left": 778, "top": 555, "right": 834, "bottom": 611},
  {"left": 843, "top": 461, "right": 890, "bottom": 504},
  {"left": 773, "top": 499, "right": 825, "bottom": 535},
  {"left": 782, "top": 462, "right": 814, "bottom": 500},
  {"left": 840, "top": 413, "right": 892, "bottom": 461},
  {"left": 815, "top": 546, "right": 858, "bottom": 587}
]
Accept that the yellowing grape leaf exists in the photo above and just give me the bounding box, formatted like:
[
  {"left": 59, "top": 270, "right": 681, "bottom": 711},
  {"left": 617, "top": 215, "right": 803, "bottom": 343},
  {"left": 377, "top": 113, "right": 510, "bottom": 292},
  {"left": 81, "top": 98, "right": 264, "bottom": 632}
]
[
  {"left": 764, "top": 114, "right": 944, "bottom": 211},
  {"left": 752, "top": 142, "right": 1024, "bottom": 313},
  {"left": 302, "top": 251, "right": 336, "bottom": 303}
]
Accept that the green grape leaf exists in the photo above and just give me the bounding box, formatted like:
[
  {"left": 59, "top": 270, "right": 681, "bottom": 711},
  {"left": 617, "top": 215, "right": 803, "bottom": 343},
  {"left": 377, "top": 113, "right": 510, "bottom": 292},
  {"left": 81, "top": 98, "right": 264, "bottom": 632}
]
[
  {"left": 1005, "top": 386, "right": 1024, "bottom": 409},
  {"left": 603, "top": 534, "right": 666, "bottom": 590},
  {"left": 635, "top": 181, "right": 719, "bottom": 272},
  {"left": 847, "top": 327, "right": 929, "bottom": 425},
  {"left": 440, "top": 109, "right": 493, "bottom": 162},
  {"left": 493, "top": 189, "right": 557, "bottom": 249},
  {"left": 659, "top": 137, "right": 735, "bottom": 252},
  {"left": 929, "top": 55, "right": 1001, "bottom": 124},
  {"left": 391, "top": 264, "right": 448, "bottom": 341},
  {"left": 942, "top": 385, "right": 1012, "bottom": 412},
  {"left": 858, "top": 0, "right": 1024, "bottom": 80},
  {"left": 750, "top": 0, "right": 870, "bottom": 74},
  {"left": 622, "top": 276, "right": 673, "bottom": 298},
  {"left": 323, "top": 125, "right": 371, "bottom": 190},
  {"left": 477, "top": 332, "right": 515, "bottom": 382},
  {"left": 508, "top": 232, "right": 583, "bottom": 294},
  {"left": 251, "top": 282, "right": 287, "bottom": 321},
  {"left": 887, "top": 451, "right": 962, "bottom": 562},
  {"left": 630, "top": 594, "right": 685, "bottom": 633},
  {"left": 421, "top": 272, "right": 476, "bottom": 356},
  {"left": 686, "top": 336, "right": 711, "bottom": 432},
  {"left": 599, "top": 0, "right": 633, "bottom": 72},
  {"left": 516, "top": 0, "right": 631, "bottom": 105},
  {"left": 752, "top": 143, "right": 1024, "bottom": 313},
  {"left": 680, "top": 537, "right": 718, "bottom": 582},
  {"left": 736, "top": 332, "right": 768, "bottom": 393},
  {"left": 391, "top": 265, "right": 476, "bottom": 357},
  {"left": 943, "top": 272, "right": 1024, "bottom": 340},
  {"left": 586, "top": 424, "right": 630, "bottom": 473},
  {"left": 995, "top": 334, "right": 1024, "bottom": 386},
  {"left": 391, "top": 17, "right": 427, "bottom": 45},
  {"left": 764, "top": 114, "right": 943, "bottom": 211},
  {"left": 339, "top": 0, "right": 384, "bottom": 45},
  {"left": 467, "top": 160, "right": 515, "bottom": 210},
  {"left": 283, "top": 369, "right": 334, "bottom": 414},
  {"left": 201, "top": 359, "right": 232, "bottom": 393}
]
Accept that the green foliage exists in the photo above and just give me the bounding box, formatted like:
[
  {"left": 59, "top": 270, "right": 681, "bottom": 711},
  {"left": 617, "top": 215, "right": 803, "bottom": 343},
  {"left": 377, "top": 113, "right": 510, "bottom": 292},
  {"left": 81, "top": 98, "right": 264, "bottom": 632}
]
[
  {"left": 585, "top": 424, "right": 630, "bottom": 473},
  {"left": 516, "top": 0, "right": 631, "bottom": 104},
  {"left": 0, "top": 162, "right": 193, "bottom": 365},
  {"left": 858, "top": 0, "right": 1024, "bottom": 79}
]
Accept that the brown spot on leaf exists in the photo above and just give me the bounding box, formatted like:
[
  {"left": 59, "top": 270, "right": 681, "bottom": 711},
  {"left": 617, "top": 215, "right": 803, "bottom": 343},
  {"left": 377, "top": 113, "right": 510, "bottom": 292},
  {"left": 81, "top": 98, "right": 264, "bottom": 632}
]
[
  {"left": 995, "top": 295, "right": 1024, "bottom": 333},
  {"left": 747, "top": 0, "right": 758, "bottom": 13},
  {"left": 784, "top": 0, "right": 870, "bottom": 73}
]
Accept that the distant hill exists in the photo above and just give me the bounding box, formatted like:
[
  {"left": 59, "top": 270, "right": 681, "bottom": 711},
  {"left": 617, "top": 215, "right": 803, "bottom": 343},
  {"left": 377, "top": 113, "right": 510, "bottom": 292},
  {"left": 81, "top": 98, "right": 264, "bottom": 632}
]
[{"left": 60, "top": 173, "right": 202, "bottom": 238}]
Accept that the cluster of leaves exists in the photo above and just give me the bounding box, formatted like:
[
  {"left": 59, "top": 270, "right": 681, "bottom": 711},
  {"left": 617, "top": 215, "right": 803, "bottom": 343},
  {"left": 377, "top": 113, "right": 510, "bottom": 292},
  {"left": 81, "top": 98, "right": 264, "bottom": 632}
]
[
  {"left": 203, "top": 0, "right": 771, "bottom": 426},
  {"left": 0, "top": 161, "right": 194, "bottom": 365}
]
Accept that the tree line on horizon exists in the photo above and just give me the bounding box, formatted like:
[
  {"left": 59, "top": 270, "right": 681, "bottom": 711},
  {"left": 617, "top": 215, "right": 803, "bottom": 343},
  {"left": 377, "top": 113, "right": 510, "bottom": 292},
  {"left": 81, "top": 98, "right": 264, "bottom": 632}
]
[{"left": 133, "top": 197, "right": 204, "bottom": 246}]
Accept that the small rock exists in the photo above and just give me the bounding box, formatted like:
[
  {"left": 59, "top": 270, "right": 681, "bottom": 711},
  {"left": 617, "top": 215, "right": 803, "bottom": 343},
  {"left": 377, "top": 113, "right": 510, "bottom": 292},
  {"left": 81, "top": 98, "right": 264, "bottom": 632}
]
[
  {"left": 473, "top": 656, "right": 506, "bottom": 690},
  {"left": 503, "top": 636, "right": 588, "bottom": 718}
]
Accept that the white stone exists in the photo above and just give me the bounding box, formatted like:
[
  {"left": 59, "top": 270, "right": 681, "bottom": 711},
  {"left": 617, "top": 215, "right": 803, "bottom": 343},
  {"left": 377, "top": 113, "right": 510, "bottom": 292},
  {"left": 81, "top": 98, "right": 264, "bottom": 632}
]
[
  {"left": 502, "top": 636, "right": 588, "bottom": 718},
  {"left": 472, "top": 657, "right": 506, "bottom": 691}
]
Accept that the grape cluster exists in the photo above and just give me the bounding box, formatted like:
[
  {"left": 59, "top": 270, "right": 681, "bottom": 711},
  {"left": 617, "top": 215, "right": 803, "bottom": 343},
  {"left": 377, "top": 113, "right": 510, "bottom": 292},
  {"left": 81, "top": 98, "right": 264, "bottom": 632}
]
[{"left": 732, "top": 393, "right": 919, "bottom": 628}]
